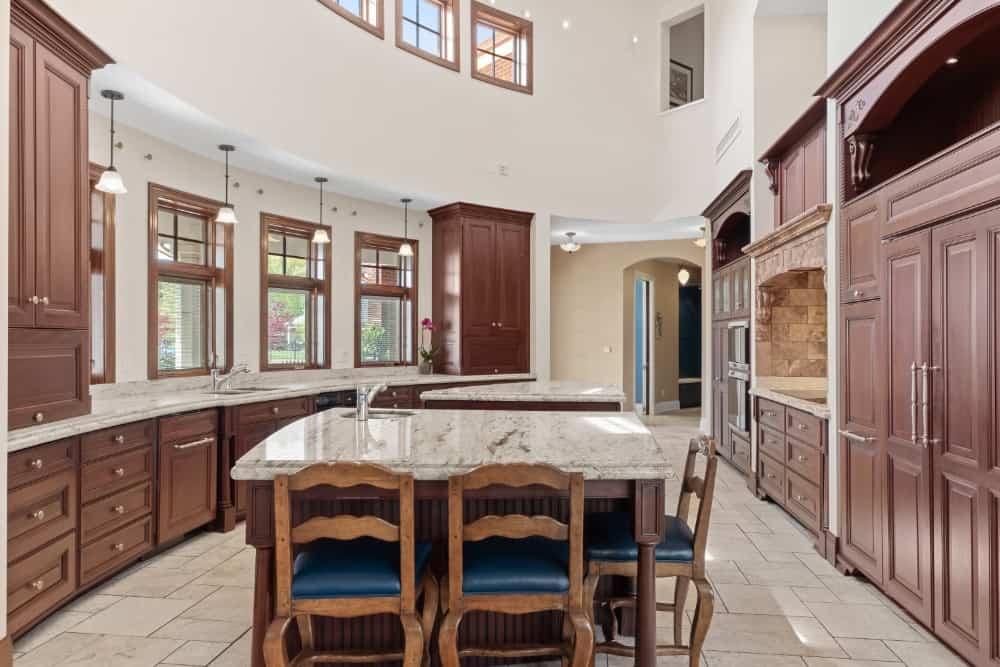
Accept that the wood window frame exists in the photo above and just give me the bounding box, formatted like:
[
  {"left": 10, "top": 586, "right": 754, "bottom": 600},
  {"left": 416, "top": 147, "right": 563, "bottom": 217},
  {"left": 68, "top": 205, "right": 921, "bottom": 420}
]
[
  {"left": 89, "top": 163, "right": 116, "bottom": 384},
  {"left": 395, "top": 0, "right": 459, "bottom": 71},
  {"left": 354, "top": 232, "right": 418, "bottom": 368},
  {"left": 147, "top": 182, "right": 234, "bottom": 379},
  {"left": 470, "top": 1, "right": 533, "bottom": 95},
  {"left": 260, "top": 212, "right": 332, "bottom": 372},
  {"left": 317, "top": 0, "right": 385, "bottom": 39}
]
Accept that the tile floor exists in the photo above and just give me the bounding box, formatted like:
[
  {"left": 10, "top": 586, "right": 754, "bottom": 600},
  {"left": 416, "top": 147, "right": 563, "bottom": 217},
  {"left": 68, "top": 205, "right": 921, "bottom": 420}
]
[{"left": 13, "top": 409, "right": 967, "bottom": 666}]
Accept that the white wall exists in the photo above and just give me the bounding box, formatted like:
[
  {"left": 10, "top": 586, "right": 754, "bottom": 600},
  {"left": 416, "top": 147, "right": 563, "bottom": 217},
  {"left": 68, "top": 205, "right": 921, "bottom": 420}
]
[
  {"left": 93, "top": 115, "right": 434, "bottom": 381},
  {"left": 0, "top": 0, "right": 9, "bottom": 643}
]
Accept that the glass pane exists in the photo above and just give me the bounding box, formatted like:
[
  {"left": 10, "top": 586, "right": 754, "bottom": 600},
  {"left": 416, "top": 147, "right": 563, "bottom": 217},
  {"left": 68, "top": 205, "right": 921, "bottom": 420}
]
[
  {"left": 495, "top": 29, "right": 516, "bottom": 57},
  {"left": 157, "top": 209, "right": 175, "bottom": 237},
  {"left": 420, "top": 0, "right": 440, "bottom": 31},
  {"left": 286, "top": 257, "right": 308, "bottom": 278},
  {"left": 360, "top": 265, "right": 378, "bottom": 285},
  {"left": 268, "top": 233, "right": 284, "bottom": 255},
  {"left": 268, "top": 255, "right": 285, "bottom": 275},
  {"left": 176, "top": 213, "right": 205, "bottom": 241},
  {"left": 419, "top": 27, "right": 440, "bottom": 55},
  {"left": 91, "top": 271, "right": 105, "bottom": 381},
  {"left": 360, "top": 295, "right": 402, "bottom": 363},
  {"left": 267, "top": 288, "right": 309, "bottom": 367},
  {"left": 176, "top": 239, "right": 206, "bottom": 265},
  {"left": 90, "top": 192, "right": 105, "bottom": 251},
  {"left": 403, "top": 19, "right": 418, "bottom": 46},
  {"left": 361, "top": 247, "right": 378, "bottom": 265},
  {"left": 215, "top": 223, "right": 227, "bottom": 269},
  {"left": 338, "top": 0, "right": 361, "bottom": 17},
  {"left": 495, "top": 55, "right": 515, "bottom": 82},
  {"left": 476, "top": 23, "right": 493, "bottom": 50},
  {"left": 214, "top": 282, "right": 227, "bottom": 369},
  {"left": 157, "top": 236, "right": 175, "bottom": 261},
  {"left": 158, "top": 279, "right": 206, "bottom": 372},
  {"left": 402, "top": 0, "right": 417, "bottom": 20},
  {"left": 286, "top": 235, "right": 309, "bottom": 259},
  {"left": 402, "top": 298, "right": 413, "bottom": 363},
  {"left": 476, "top": 50, "right": 494, "bottom": 77},
  {"left": 316, "top": 293, "right": 327, "bottom": 367}
]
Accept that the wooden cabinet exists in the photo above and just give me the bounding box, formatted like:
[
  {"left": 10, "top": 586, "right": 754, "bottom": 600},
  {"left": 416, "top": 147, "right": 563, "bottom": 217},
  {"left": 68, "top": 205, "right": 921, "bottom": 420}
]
[
  {"left": 429, "top": 202, "right": 532, "bottom": 375},
  {"left": 760, "top": 99, "right": 827, "bottom": 232},
  {"left": 7, "top": 0, "right": 112, "bottom": 429},
  {"left": 711, "top": 257, "right": 750, "bottom": 321},
  {"left": 710, "top": 322, "right": 729, "bottom": 461},
  {"left": 158, "top": 411, "right": 218, "bottom": 544},
  {"left": 840, "top": 196, "right": 881, "bottom": 303}
]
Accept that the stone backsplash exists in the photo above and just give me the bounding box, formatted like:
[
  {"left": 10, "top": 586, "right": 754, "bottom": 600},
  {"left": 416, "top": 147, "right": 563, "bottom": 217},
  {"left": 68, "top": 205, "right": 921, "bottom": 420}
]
[{"left": 755, "top": 269, "right": 827, "bottom": 377}]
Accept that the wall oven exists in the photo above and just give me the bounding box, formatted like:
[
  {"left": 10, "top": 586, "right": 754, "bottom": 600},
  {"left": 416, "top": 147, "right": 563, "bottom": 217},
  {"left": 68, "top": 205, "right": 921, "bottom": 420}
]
[{"left": 727, "top": 321, "right": 750, "bottom": 433}]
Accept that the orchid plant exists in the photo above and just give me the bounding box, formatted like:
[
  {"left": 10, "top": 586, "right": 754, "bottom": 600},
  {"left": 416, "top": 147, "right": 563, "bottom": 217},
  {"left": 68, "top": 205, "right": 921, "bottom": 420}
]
[{"left": 419, "top": 318, "right": 440, "bottom": 364}]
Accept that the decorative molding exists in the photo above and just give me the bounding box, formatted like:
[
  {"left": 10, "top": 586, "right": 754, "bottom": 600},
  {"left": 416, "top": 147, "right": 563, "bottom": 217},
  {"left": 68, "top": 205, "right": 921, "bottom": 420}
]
[
  {"left": 702, "top": 169, "right": 753, "bottom": 223},
  {"left": 427, "top": 201, "right": 535, "bottom": 226},
  {"left": 762, "top": 158, "right": 780, "bottom": 194},
  {"left": 847, "top": 133, "right": 877, "bottom": 191},
  {"left": 742, "top": 204, "right": 832, "bottom": 259},
  {"left": 12, "top": 0, "right": 114, "bottom": 75},
  {"left": 715, "top": 115, "right": 742, "bottom": 163},
  {"left": 759, "top": 97, "right": 827, "bottom": 163}
]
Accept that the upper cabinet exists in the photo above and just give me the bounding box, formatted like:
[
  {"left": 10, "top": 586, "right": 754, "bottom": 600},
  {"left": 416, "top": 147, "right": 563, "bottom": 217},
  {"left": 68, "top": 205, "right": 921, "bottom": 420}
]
[
  {"left": 760, "top": 98, "right": 827, "bottom": 231},
  {"left": 429, "top": 202, "right": 532, "bottom": 375},
  {"left": 703, "top": 170, "right": 752, "bottom": 322}
]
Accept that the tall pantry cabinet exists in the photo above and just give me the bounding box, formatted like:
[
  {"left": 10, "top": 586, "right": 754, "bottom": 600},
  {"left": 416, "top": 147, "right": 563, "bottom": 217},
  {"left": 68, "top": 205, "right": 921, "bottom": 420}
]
[{"left": 7, "top": 0, "right": 111, "bottom": 429}]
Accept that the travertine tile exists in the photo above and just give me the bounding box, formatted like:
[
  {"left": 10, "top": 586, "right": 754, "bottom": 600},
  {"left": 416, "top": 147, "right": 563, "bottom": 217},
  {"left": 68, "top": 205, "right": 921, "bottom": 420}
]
[
  {"left": 13, "top": 610, "right": 91, "bottom": 652},
  {"left": 181, "top": 586, "right": 253, "bottom": 624},
  {"left": 885, "top": 640, "right": 968, "bottom": 666},
  {"left": 817, "top": 576, "right": 885, "bottom": 605},
  {"left": 714, "top": 584, "right": 812, "bottom": 616},
  {"left": 737, "top": 560, "right": 825, "bottom": 588},
  {"left": 190, "top": 549, "right": 255, "bottom": 588},
  {"left": 14, "top": 632, "right": 183, "bottom": 667},
  {"left": 803, "top": 659, "right": 901, "bottom": 666},
  {"left": 167, "top": 583, "right": 222, "bottom": 602},
  {"left": 205, "top": 629, "right": 252, "bottom": 666},
  {"left": 806, "top": 602, "right": 924, "bottom": 641},
  {"left": 98, "top": 567, "right": 201, "bottom": 598},
  {"left": 152, "top": 617, "right": 250, "bottom": 643},
  {"left": 701, "top": 614, "right": 845, "bottom": 657},
  {"left": 835, "top": 638, "right": 897, "bottom": 661},
  {"left": 161, "top": 640, "right": 230, "bottom": 665},
  {"left": 704, "top": 652, "right": 806, "bottom": 666},
  {"left": 62, "top": 594, "right": 123, "bottom": 614},
  {"left": 71, "top": 597, "right": 195, "bottom": 637}
]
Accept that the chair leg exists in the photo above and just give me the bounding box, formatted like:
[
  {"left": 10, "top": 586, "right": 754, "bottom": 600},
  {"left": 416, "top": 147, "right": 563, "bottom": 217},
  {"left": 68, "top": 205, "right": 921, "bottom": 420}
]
[
  {"left": 294, "top": 614, "right": 314, "bottom": 651},
  {"left": 438, "top": 608, "right": 463, "bottom": 667},
  {"left": 420, "top": 574, "right": 439, "bottom": 666},
  {"left": 688, "top": 579, "right": 714, "bottom": 667},
  {"left": 582, "top": 570, "right": 601, "bottom": 624},
  {"left": 263, "top": 616, "right": 293, "bottom": 667},
  {"left": 401, "top": 613, "right": 425, "bottom": 667},
  {"left": 568, "top": 609, "right": 594, "bottom": 667},
  {"left": 673, "top": 576, "right": 690, "bottom": 646}
]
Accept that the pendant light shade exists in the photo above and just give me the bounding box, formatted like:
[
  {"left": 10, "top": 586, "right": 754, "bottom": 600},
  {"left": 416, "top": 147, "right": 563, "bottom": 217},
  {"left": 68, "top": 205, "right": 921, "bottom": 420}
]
[
  {"left": 312, "top": 177, "right": 331, "bottom": 244},
  {"left": 678, "top": 267, "right": 691, "bottom": 285},
  {"left": 693, "top": 225, "right": 707, "bottom": 248},
  {"left": 560, "top": 232, "right": 581, "bottom": 254},
  {"left": 215, "top": 144, "right": 238, "bottom": 224},
  {"left": 399, "top": 198, "right": 414, "bottom": 257},
  {"left": 95, "top": 90, "right": 127, "bottom": 195}
]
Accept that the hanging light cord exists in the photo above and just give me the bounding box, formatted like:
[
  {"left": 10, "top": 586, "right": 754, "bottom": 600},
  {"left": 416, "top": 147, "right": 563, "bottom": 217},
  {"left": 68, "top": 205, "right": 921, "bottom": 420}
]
[
  {"left": 108, "top": 97, "right": 116, "bottom": 169},
  {"left": 319, "top": 180, "right": 324, "bottom": 225},
  {"left": 224, "top": 150, "right": 231, "bottom": 206},
  {"left": 403, "top": 200, "right": 409, "bottom": 241}
]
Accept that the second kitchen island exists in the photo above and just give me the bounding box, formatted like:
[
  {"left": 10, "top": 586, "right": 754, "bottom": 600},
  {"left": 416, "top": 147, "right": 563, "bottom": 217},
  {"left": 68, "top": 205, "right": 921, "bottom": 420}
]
[{"left": 420, "top": 380, "right": 625, "bottom": 411}]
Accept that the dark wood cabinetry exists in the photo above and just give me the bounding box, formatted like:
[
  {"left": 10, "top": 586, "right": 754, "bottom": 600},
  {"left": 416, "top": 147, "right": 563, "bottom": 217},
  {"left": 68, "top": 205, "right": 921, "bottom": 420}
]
[
  {"left": 760, "top": 98, "right": 827, "bottom": 232},
  {"left": 158, "top": 411, "right": 219, "bottom": 544},
  {"left": 7, "top": 0, "right": 112, "bottom": 429},
  {"left": 429, "top": 202, "right": 532, "bottom": 375},
  {"left": 839, "top": 196, "right": 881, "bottom": 303}
]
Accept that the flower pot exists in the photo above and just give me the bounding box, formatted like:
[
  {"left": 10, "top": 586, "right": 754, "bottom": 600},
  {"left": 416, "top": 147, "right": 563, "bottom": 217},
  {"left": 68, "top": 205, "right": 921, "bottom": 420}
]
[{"left": 419, "top": 361, "right": 433, "bottom": 375}]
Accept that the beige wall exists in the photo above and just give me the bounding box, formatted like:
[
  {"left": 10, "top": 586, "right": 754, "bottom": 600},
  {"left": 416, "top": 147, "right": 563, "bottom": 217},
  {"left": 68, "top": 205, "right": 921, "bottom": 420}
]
[{"left": 550, "top": 240, "right": 704, "bottom": 406}]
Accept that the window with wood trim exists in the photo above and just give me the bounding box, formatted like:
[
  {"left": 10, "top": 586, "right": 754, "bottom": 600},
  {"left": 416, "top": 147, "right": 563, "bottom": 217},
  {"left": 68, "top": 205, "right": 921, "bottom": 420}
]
[
  {"left": 89, "top": 163, "right": 116, "bottom": 384},
  {"left": 148, "top": 183, "right": 233, "bottom": 379},
  {"left": 318, "top": 0, "right": 384, "bottom": 38},
  {"left": 396, "top": 0, "right": 458, "bottom": 70},
  {"left": 261, "top": 213, "right": 331, "bottom": 371},
  {"left": 355, "top": 232, "right": 417, "bottom": 367},
  {"left": 471, "top": 1, "right": 532, "bottom": 94}
]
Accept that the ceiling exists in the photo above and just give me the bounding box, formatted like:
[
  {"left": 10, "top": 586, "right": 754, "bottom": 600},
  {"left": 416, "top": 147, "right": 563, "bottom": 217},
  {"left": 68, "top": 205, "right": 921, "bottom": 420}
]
[{"left": 550, "top": 215, "right": 705, "bottom": 245}]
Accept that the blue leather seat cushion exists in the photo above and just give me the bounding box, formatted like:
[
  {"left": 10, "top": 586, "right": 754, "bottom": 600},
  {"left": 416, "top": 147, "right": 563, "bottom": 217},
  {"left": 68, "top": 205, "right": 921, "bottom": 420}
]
[
  {"left": 585, "top": 512, "right": 694, "bottom": 563},
  {"left": 292, "top": 537, "right": 432, "bottom": 599},
  {"left": 463, "top": 537, "right": 570, "bottom": 594}
]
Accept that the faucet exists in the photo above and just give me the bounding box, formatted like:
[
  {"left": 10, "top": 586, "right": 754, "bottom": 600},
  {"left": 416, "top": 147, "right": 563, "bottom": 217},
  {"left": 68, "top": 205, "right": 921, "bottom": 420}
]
[
  {"left": 356, "top": 383, "right": 387, "bottom": 421},
  {"left": 211, "top": 363, "right": 250, "bottom": 392}
]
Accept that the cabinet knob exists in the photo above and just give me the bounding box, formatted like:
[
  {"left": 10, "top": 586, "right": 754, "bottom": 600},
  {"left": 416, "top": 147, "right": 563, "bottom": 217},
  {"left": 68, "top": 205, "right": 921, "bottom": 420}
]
[
  {"left": 29, "top": 295, "right": 39, "bottom": 304},
  {"left": 30, "top": 580, "right": 45, "bottom": 592},
  {"left": 766, "top": 473, "right": 776, "bottom": 479},
  {"left": 493, "top": 369, "right": 499, "bottom": 374},
  {"left": 271, "top": 406, "right": 279, "bottom": 415},
  {"left": 41, "top": 296, "right": 49, "bottom": 305},
  {"left": 762, "top": 410, "right": 775, "bottom": 418},
  {"left": 113, "top": 467, "right": 126, "bottom": 477},
  {"left": 29, "top": 458, "right": 44, "bottom": 470},
  {"left": 114, "top": 434, "right": 125, "bottom": 444},
  {"left": 113, "top": 543, "right": 125, "bottom": 552},
  {"left": 797, "top": 423, "right": 808, "bottom": 431},
  {"left": 33, "top": 412, "right": 44, "bottom": 423},
  {"left": 853, "top": 290, "right": 863, "bottom": 298},
  {"left": 113, "top": 505, "right": 126, "bottom": 515},
  {"left": 497, "top": 322, "right": 503, "bottom": 328},
  {"left": 31, "top": 509, "right": 45, "bottom": 521},
  {"left": 795, "top": 495, "right": 807, "bottom": 502},
  {"left": 797, "top": 455, "right": 808, "bottom": 462},
  {"left": 392, "top": 403, "right": 399, "bottom": 409}
]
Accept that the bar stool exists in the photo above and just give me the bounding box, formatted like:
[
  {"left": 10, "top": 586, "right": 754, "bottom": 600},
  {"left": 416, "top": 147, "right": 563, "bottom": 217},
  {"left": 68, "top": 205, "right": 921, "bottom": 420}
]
[
  {"left": 438, "top": 463, "right": 593, "bottom": 667},
  {"left": 582, "top": 436, "right": 717, "bottom": 667},
  {"left": 263, "top": 462, "right": 438, "bottom": 667}
]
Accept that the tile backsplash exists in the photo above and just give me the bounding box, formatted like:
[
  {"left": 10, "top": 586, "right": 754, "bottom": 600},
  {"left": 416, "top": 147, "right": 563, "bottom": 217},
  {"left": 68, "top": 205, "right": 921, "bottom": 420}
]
[{"left": 755, "top": 269, "right": 827, "bottom": 377}]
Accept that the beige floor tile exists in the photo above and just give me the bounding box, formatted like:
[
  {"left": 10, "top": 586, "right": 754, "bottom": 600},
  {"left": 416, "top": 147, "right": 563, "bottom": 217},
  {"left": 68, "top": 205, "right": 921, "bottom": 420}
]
[
  {"left": 706, "top": 533, "right": 766, "bottom": 562},
  {"left": 834, "top": 638, "right": 897, "bottom": 661},
  {"left": 706, "top": 560, "right": 749, "bottom": 584},
  {"left": 818, "top": 576, "right": 885, "bottom": 605},
  {"left": 161, "top": 640, "right": 230, "bottom": 665},
  {"left": 803, "top": 659, "right": 902, "bottom": 666},
  {"left": 152, "top": 618, "right": 250, "bottom": 643},
  {"left": 71, "top": 597, "right": 196, "bottom": 637},
  {"left": 206, "top": 629, "right": 252, "bottom": 666},
  {"left": 180, "top": 587, "right": 253, "bottom": 624},
  {"left": 14, "top": 632, "right": 183, "bottom": 667},
  {"left": 63, "top": 594, "right": 124, "bottom": 614},
  {"left": 13, "top": 610, "right": 91, "bottom": 652},
  {"left": 139, "top": 554, "right": 196, "bottom": 572},
  {"left": 98, "top": 568, "right": 202, "bottom": 598},
  {"left": 190, "top": 550, "right": 255, "bottom": 588},
  {"left": 714, "top": 584, "right": 812, "bottom": 616},
  {"left": 737, "top": 560, "right": 825, "bottom": 588},
  {"left": 796, "top": 552, "right": 839, "bottom": 577},
  {"left": 701, "top": 614, "right": 845, "bottom": 657},
  {"left": 746, "top": 530, "right": 815, "bottom": 554},
  {"left": 885, "top": 640, "right": 969, "bottom": 666},
  {"left": 167, "top": 583, "right": 222, "bottom": 603},
  {"left": 793, "top": 586, "right": 839, "bottom": 603},
  {"left": 761, "top": 550, "right": 806, "bottom": 563},
  {"left": 805, "top": 602, "right": 924, "bottom": 641},
  {"left": 704, "top": 652, "right": 807, "bottom": 666}
]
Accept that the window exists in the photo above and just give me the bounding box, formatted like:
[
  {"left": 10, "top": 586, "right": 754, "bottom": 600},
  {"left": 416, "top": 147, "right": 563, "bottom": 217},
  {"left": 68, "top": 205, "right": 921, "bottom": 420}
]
[
  {"left": 661, "top": 10, "right": 705, "bottom": 111},
  {"left": 148, "top": 183, "right": 233, "bottom": 378},
  {"left": 89, "top": 163, "right": 116, "bottom": 384},
  {"left": 396, "top": 0, "right": 458, "bottom": 70},
  {"left": 318, "top": 0, "right": 384, "bottom": 38},
  {"left": 261, "top": 213, "right": 331, "bottom": 371},
  {"left": 471, "top": 1, "right": 532, "bottom": 94},
  {"left": 355, "top": 233, "right": 417, "bottom": 366}
]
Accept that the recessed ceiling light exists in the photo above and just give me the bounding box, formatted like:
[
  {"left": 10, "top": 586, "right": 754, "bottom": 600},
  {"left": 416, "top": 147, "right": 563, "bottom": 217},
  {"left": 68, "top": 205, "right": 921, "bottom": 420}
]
[
  {"left": 561, "top": 18, "right": 571, "bottom": 30},
  {"left": 946, "top": 56, "right": 959, "bottom": 65},
  {"left": 632, "top": 35, "right": 639, "bottom": 44}
]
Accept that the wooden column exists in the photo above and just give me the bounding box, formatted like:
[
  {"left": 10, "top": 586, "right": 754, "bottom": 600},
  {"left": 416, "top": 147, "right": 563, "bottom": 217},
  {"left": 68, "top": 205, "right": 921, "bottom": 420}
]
[{"left": 633, "top": 479, "right": 665, "bottom": 667}]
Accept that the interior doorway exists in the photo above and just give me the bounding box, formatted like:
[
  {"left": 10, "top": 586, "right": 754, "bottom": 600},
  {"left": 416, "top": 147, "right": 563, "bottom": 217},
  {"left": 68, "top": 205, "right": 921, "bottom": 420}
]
[{"left": 633, "top": 274, "right": 654, "bottom": 416}]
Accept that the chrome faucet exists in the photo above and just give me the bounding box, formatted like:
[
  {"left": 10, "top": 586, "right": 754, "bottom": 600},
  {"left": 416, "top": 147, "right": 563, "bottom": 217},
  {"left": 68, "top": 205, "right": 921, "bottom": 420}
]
[
  {"left": 356, "top": 383, "right": 387, "bottom": 421},
  {"left": 211, "top": 363, "right": 250, "bottom": 392}
]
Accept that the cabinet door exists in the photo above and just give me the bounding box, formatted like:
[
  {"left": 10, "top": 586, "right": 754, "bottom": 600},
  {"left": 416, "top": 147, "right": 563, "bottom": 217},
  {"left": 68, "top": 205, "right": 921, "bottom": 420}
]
[
  {"left": 838, "top": 299, "right": 884, "bottom": 584},
  {"left": 494, "top": 222, "right": 529, "bottom": 336},
  {"left": 8, "top": 25, "right": 35, "bottom": 327},
  {"left": 882, "top": 230, "right": 933, "bottom": 626},
  {"left": 233, "top": 421, "right": 274, "bottom": 516},
  {"left": 33, "top": 42, "right": 89, "bottom": 329},
  {"left": 158, "top": 431, "right": 218, "bottom": 543},
  {"left": 8, "top": 328, "right": 89, "bottom": 429},
  {"left": 712, "top": 323, "right": 730, "bottom": 459},
  {"left": 461, "top": 220, "right": 497, "bottom": 337},
  {"left": 929, "top": 212, "right": 999, "bottom": 665},
  {"left": 841, "top": 196, "right": 881, "bottom": 302}
]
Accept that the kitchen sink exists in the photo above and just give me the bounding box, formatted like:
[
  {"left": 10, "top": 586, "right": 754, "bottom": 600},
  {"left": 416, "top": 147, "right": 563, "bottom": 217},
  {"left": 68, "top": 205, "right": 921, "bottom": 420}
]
[{"left": 340, "top": 409, "right": 417, "bottom": 419}]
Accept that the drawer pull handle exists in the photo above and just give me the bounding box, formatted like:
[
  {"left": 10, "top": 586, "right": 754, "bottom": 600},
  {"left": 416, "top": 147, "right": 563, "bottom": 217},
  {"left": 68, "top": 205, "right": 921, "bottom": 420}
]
[
  {"left": 271, "top": 406, "right": 280, "bottom": 415},
  {"left": 113, "top": 467, "right": 126, "bottom": 477},
  {"left": 174, "top": 436, "right": 215, "bottom": 451},
  {"left": 766, "top": 473, "right": 776, "bottom": 479},
  {"left": 113, "top": 543, "right": 125, "bottom": 552},
  {"left": 114, "top": 434, "right": 126, "bottom": 444},
  {"left": 41, "top": 296, "right": 50, "bottom": 305},
  {"left": 762, "top": 410, "right": 775, "bottom": 418},
  {"left": 31, "top": 509, "right": 46, "bottom": 521},
  {"left": 29, "top": 295, "right": 39, "bottom": 304},
  {"left": 797, "top": 423, "right": 808, "bottom": 431},
  {"left": 29, "top": 458, "right": 44, "bottom": 470},
  {"left": 796, "top": 455, "right": 808, "bottom": 462},
  {"left": 839, "top": 430, "right": 876, "bottom": 445},
  {"left": 795, "top": 495, "right": 807, "bottom": 502},
  {"left": 113, "top": 505, "right": 126, "bottom": 515},
  {"left": 30, "top": 580, "right": 45, "bottom": 592}
]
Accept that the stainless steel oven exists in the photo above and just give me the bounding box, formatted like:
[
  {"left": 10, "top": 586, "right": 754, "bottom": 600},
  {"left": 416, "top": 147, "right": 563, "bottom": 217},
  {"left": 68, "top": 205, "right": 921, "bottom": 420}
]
[
  {"left": 728, "top": 320, "right": 750, "bottom": 373},
  {"left": 727, "top": 320, "right": 750, "bottom": 433}
]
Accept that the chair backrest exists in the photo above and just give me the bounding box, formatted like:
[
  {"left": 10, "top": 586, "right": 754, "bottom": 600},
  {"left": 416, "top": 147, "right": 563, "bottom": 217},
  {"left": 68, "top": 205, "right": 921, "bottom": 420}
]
[
  {"left": 273, "top": 462, "right": 416, "bottom": 616},
  {"left": 447, "top": 463, "right": 585, "bottom": 607},
  {"left": 674, "top": 435, "right": 717, "bottom": 577}
]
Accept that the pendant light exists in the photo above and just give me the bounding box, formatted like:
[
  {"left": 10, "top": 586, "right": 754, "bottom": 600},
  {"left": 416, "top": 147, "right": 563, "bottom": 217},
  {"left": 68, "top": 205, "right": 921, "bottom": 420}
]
[
  {"left": 95, "top": 90, "right": 127, "bottom": 195},
  {"left": 398, "top": 198, "right": 414, "bottom": 257},
  {"left": 312, "top": 177, "right": 331, "bottom": 244},
  {"left": 560, "top": 232, "right": 580, "bottom": 254},
  {"left": 678, "top": 267, "right": 691, "bottom": 285},
  {"left": 693, "top": 225, "right": 707, "bottom": 248},
  {"left": 215, "top": 145, "right": 239, "bottom": 224}
]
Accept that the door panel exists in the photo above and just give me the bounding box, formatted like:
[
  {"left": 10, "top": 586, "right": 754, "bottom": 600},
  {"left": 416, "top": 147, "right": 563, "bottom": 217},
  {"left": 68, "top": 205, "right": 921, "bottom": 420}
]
[
  {"left": 882, "top": 231, "right": 933, "bottom": 625},
  {"left": 33, "top": 43, "right": 88, "bottom": 329},
  {"left": 841, "top": 198, "right": 881, "bottom": 302},
  {"left": 158, "top": 433, "right": 218, "bottom": 544},
  {"left": 461, "top": 220, "right": 496, "bottom": 337},
  {"left": 494, "top": 221, "right": 529, "bottom": 339},
  {"left": 939, "top": 475, "right": 979, "bottom": 643},
  {"left": 8, "top": 25, "right": 35, "bottom": 327}
]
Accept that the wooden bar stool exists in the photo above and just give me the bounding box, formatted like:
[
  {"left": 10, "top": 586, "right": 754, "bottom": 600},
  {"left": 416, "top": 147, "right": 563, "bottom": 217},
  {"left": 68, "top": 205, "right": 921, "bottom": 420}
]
[
  {"left": 438, "top": 463, "right": 593, "bottom": 667},
  {"left": 263, "top": 462, "right": 438, "bottom": 667},
  {"left": 582, "top": 436, "right": 717, "bottom": 667}
]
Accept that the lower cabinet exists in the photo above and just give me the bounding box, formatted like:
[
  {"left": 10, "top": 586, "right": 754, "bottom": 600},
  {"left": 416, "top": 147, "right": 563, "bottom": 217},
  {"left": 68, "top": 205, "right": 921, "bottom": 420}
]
[{"left": 158, "top": 411, "right": 219, "bottom": 544}]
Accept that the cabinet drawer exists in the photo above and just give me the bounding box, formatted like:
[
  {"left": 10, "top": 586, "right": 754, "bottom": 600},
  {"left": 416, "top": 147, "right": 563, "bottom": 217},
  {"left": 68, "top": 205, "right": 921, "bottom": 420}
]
[
  {"left": 463, "top": 336, "right": 527, "bottom": 374},
  {"left": 159, "top": 409, "right": 218, "bottom": 444},
  {"left": 8, "top": 469, "right": 77, "bottom": 563},
  {"left": 759, "top": 426, "right": 785, "bottom": 462},
  {"left": 8, "top": 532, "right": 76, "bottom": 638},
  {"left": 786, "top": 437, "right": 822, "bottom": 486},
  {"left": 237, "top": 397, "right": 312, "bottom": 426},
  {"left": 371, "top": 386, "right": 415, "bottom": 409},
  {"left": 82, "top": 420, "right": 156, "bottom": 463},
  {"left": 785, "top": 470, "right": 822, "bottom": 533},
  {"left": 9, "top": 438, "right": 77, "bottom": 489},
  {"left": 731, "top": 431, "right": 751, "bottom": 474},
  {"left": 786, "top": 408, "right": 823, "bottom": 448},
  {"left": 80, "top": 515, "right": 153, "bottom": 587},
  {"left": 758, "top": 454, "right": 785, "bottom": 500},
  {"left": 8, "top": 328, "right": 90, "bottom": 430},
  {"left": 82, "top": 481, "right": 154, "bottom": 544},
  {"left": 81, "top": 445, "right": 154, "bottom": 503},
  {"left": 757, "top": 398, "right": 786, "bottom": 432}
]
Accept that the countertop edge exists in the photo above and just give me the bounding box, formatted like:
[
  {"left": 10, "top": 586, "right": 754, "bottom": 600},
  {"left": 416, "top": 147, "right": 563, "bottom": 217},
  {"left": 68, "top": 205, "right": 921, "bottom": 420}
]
[{"left": 750, "top": 386, "right": 832, "bottom": 419}]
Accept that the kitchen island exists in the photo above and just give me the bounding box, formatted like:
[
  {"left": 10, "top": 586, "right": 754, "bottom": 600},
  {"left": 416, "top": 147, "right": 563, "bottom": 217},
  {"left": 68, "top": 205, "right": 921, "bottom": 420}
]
[
  {"left": 420, "top": 380, "right": 625, "bottom": 411},
  {"left": 232, "top": 407, "right": 672, "bottom": 667}
]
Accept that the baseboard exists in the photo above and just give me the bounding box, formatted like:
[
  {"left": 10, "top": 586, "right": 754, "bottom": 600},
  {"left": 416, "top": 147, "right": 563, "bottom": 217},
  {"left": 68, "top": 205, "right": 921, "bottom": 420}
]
[{"left": 654, "top": 400, "right": 680, "bottom": 414}]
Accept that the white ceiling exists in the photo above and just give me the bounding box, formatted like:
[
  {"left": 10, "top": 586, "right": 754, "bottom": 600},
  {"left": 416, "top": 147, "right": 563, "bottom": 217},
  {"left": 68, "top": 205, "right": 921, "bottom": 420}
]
[
  {"left": 755, "top": 0, "right": 827, "bottom": 17},
  {"left": 550, "top": 215, "right": 705, "bottom": 245}
]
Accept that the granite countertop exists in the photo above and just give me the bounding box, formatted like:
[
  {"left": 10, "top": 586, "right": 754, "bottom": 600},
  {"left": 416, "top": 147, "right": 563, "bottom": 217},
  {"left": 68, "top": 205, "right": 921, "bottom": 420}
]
[
  {"left": 420, "top": 380, "right": 625, "bottom": 404},
  {"left": 7, "top": 371, "right": 535, "bottom": 453},
  {"left": 750, "top": 384, "right": 831, "bottom": 419},
  {"left": 230, "top": 408, "right": 671, "bottom": 482}
]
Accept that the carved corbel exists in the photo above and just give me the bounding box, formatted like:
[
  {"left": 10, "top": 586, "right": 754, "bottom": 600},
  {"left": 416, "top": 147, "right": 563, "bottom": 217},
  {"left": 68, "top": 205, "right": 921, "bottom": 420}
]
[
  {"left": 756, "top": 287, "right": 775, "bottom": 324},
  {"left": 762, "top": 158, "right": 780, "bottom": 194},
  {"left": 847, "top": 133, "right": 877, "bottom": 191}
]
